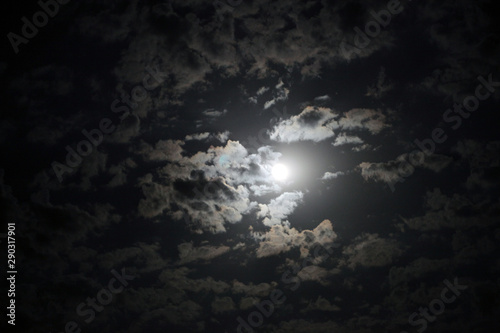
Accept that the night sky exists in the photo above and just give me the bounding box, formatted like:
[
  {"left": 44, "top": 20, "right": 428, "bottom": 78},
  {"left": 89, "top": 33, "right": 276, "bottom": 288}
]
[{"left": 1, "top": 0, "right": 500, "bottom": 332}]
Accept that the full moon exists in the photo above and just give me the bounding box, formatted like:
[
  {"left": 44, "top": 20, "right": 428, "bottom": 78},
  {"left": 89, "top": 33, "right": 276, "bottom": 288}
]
[{"left": 272, "top": 163, "right": 289, "bottom": 181}]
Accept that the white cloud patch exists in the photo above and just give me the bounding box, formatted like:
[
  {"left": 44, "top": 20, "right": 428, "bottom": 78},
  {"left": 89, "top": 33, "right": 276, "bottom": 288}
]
[
  {"left": 321, "top": 172, "right": 344, "bottom": 180},
  {"left": 268, "top": 106, "right": 337, "bottom": 143},
  {"left": 263, "top": 79, "right": 289, "bottom": 110},
  {"left": 314, "top": 95, "right": 331, "bottom": 102},
  {"left": 332, "top": 133, "right": 364, "bottom": 146},
  {"left": 256, "top": 86, "right": 269, "bottom": 95},
  {"left": 185, "top": 132, "right": 210, "bottom": 141},
  {"left": 215, "top": 131, "right": 230, "bottom": 143},
  {"left": 269, "top": 107, "right": 390, "bottom": 143}
]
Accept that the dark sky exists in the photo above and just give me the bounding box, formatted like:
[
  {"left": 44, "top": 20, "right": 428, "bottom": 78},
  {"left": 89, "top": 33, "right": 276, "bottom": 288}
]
[{"left": 1, "top": 0, "right": 500, "bottom": 332}]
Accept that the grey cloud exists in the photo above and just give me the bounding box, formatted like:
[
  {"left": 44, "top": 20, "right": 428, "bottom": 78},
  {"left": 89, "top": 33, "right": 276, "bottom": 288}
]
[
  {"left": 300, "top": 296, "right": 340, "bottom": 313},
  {"left": 133, "top": 139, "right": 184, "bottom": 162},
  {"left": 202, "top": 108, "right": 227, "bottom": 117},
  {"left": 297, "top": 265, "right": 329, "bottom": 285},
  {"left": 341, "top": 233, "right": 402, "bottom": 269},
  {"left": 366, "top": 66, "right": 393, "bottom": 99},
  {"left": 454, "top": 140, "right": 500, "bottom": 189},
  {"left": 401, "top": 187, "right": 500, "bottom": 231},
  {"left": 232, "top": 280, "right": 277, "bottom": 297},
  {"left": 211, "top": 296, "right": 236, "bottom": 314},
  {"left": 177, "top": 242, "right": 231, "bottom": 264},
  {"left": 358, "top": 152, "right": 452, "bottom": 186}
]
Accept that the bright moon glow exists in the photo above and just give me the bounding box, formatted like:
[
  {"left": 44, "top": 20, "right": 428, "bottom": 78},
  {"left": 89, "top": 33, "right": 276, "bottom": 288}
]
[{"left": 272, "top": 163, "right": 289, "bottom": 181}]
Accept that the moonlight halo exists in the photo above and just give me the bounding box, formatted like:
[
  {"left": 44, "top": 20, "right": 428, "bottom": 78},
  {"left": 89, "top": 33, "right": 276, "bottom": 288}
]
[{"left": 272, "top": 163, "right": 289, "bottom": 181}]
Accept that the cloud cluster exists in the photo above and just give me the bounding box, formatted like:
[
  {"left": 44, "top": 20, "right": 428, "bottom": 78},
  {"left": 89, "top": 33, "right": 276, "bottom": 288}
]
[
  {"left": 269, "top": 107, "right": 390, "bottom": 143},
  {"left": 254, "top": 220, "right": 337, "bottom": 258},
  {"left": 134, "top": 139, "right": 304, "bottom": 233}
]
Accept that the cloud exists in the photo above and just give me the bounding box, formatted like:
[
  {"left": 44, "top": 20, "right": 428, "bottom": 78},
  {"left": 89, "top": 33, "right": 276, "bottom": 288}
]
[
  {"left": 314, "top": 95, "right": 331, "bottom": 102},
  {"left": 268, "top": 319, "right": 341, "bottom": 333},
  {"left": 97, "top": 242, "right": 167, "bottom": 273},
  {"left": 134, "top": 139, "right": 185, "bottom": 162},
  {"left": 135, "top": 140, "right": 298, "bottom": 233},
  {"left": 333, "top": 108, "right": 390, "bottom": 134},
  {"left": 254, "top": 220, "right": 337, "bottom": 258},
  {"left": 416, "top": 2, "right": 499, "bottom": 100},
  {"left": 332, "top": 133, "right": 364, "bottom": 146},
  {"left": 185, "top": 132, "right": 210, "bottom": 141},
  {"left": 352, "top": 143, "right": 373, "bottom": 152},
  {"left": 401, "top": 187, "right": 500, "bottom": 231},
  {"left": 358, "top": 152, "right": 453, "bottom": 186},
  {"left": 268, "top": 106, "right": 337, "bottom": 143},
  {"left": 321, "top": 171, "right": 345, "bottom": 180},
  {"left": 263, "top": 79, "right": 289, "bottom": 109},
  {"left": 106, "top": 158, "right": 137, "bottom": 187},
  {"left": 269, "top": 107, "right": 390, "bottom": 143},
  {"left": 454, "top": 140, "right": 500, "bottom": 189},
  {"left": 239, "top": 297, "right": 260, "bottom": 310},
  {"left": 366, "top": 66, "right": 393, "bottom": 99},
  {"left": 177, "top": 242, "right": 230, "bottom": 264},
  {"left": 159, "top": 267, "right": 230, "bottom": 295},
  {"left": 202, "top": 108, "right": 227, "bottom": 117},
  {"left": 300, "top": 296, "right": 340, "bottom": 313},
  {"left": 211, "top": 296, "right": 236, "bottom": 314},
  {"left": 341, "top": 233, "right": 402, "bottom": 269},
  {"left": 297, "top": 265, "right": 329, "bottom": 285},
  {"left": 256, "top": 86, "right": 269, "bottom": 95},
  {"left": 137, "top": 177, "right": 171, "bottom": 219},
  {"left": 257, "top": 191, "right": 304, "bottom": 226},
  {"left": 232, "top": 280, "right": 277, "bottom": 297},
  {"left": 215, "top": 131, "right": 230, "bottom": 143},
  {"left": 389, "top": 258, "right": 451, "bottom": 287}
]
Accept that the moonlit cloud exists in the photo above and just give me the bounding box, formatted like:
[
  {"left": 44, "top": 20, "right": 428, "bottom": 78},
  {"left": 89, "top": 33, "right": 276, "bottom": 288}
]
[
  {"left": 269, "top": 106, "right": 338, "bottom": 143},
  {"left": 185, "top": 132, "right": 210, "bottom": 141},
  {"left": 332, "top": 133, "right": 364, "bottom": 146},
  {"left": 269, "top": 107, "right": 391, "bottom": 143},
  {"left": 254, "top": 220, "right": 337, "bottom": 258},
  {"left": 257, "top": 191, "right": 304, "bottom": 226},
  {"left": 321, "top": 171, "right": 345, "bottom": 180}
]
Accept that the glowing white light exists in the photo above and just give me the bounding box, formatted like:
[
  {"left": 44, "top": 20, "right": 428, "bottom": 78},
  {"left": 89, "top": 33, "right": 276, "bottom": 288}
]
[{"left": 272, "top": 163, "right": 289, "bottom": 181}]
